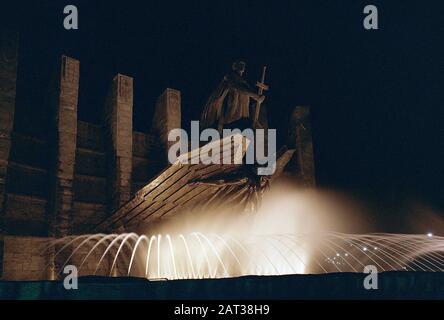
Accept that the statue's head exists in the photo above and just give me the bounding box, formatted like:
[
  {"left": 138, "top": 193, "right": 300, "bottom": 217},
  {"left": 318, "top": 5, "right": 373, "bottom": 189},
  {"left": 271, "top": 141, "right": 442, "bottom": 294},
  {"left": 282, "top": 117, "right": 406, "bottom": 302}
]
[{"left": 232, "top": 60, "right": 246, "bottom": 76}]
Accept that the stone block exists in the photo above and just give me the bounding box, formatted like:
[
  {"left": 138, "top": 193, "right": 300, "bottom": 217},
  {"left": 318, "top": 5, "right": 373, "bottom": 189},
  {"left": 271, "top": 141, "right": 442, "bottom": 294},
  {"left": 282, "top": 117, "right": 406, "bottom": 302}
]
[
  {"left": 77, "top": 121, "right": 105, "bottom": 151},
  {"left": 152, "top": 88, "right": 181, "bottom": 159},
  {"left": 287, "top": 106, "right": 316, "bottom": 187},
  {"left": 0, "top": 31, "right": 19, "bottom": 278},
  {"left": 48, "top": 55, "right": 79, "bottom": 239},
  {"left": 2, "top": 236, "right": 50, "bottom": 280},
  {"left": 73, "top": 175, "right": 107, "bottom": 204},
  {"left": 104, "top": 74, "right": 133, "bottom": 213},
  {"left": 7, "top": 163, "right": 49, "bottom": 197}
]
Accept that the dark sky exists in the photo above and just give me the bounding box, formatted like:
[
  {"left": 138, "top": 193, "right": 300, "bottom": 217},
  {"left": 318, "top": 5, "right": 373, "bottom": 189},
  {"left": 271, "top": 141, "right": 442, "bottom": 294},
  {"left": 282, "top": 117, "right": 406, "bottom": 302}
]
[{"left": 4, "top": 0, "right": 444, "bottom": 217}]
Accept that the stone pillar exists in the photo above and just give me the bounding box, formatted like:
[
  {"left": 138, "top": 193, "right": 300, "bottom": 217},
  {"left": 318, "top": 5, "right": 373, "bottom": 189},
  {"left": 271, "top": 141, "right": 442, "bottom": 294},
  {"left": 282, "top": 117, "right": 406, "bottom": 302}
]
[
  {"left": 288, "top": 106, "right": 316, "bottom": 187},
  {"left": 48, "top": 55, "right": 79, "bottom": 278},
  {"left": 104, "top": 74, "right": 133, "bottom": 214},
  {"left": 152, "top": 88, "right": 181, "bottom": 161},
  {"left": 0, "top": 31, "right": 19, "bottom": 279}
]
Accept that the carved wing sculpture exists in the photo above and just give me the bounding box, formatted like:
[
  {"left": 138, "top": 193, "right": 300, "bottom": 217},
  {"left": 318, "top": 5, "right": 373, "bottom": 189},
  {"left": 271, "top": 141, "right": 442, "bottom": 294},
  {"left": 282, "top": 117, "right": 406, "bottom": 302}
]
[{"left": 95, "top": 134, "right": 294, "bottom": 233}]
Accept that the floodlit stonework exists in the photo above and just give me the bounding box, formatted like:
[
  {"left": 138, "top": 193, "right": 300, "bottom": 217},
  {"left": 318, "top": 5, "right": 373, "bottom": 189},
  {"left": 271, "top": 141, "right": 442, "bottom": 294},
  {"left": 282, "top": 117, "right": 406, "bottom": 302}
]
[{"left": 0, "top": 31, "right": 314, "bottom": 280}]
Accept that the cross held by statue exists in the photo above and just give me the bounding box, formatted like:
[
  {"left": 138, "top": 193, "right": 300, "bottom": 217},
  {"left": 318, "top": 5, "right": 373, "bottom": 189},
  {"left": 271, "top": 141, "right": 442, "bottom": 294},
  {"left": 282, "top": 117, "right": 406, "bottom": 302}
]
[{"left": 253, "top": 66, "right": 269, "bottom": 128}]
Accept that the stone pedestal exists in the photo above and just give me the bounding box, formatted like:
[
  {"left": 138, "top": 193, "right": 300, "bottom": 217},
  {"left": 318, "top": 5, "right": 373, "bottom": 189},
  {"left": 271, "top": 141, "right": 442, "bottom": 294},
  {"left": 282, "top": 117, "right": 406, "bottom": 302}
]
[
  {"left": 288, "top": 106, "right": 316, "bottom": 187},
  {"left": 0, "top": 31, "right": 19, "bottom": 279},
  {"left": 104, "top": 74, "right": 133, "bottom": 214}
]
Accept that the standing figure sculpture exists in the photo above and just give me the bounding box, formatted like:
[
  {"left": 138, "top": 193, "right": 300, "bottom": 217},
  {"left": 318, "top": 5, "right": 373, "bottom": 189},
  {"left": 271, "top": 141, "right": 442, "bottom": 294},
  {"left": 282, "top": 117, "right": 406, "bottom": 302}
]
[
  {"left": 201, "top": 60, "right": 265, "bottom": 131},
  {"left": 197, "top": 60, "right": 273, "bottom": 214}
]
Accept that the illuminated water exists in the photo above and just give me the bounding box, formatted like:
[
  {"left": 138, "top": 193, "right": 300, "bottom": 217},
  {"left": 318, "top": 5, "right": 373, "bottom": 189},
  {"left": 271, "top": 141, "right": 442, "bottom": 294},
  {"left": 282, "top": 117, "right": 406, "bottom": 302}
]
[
  {"left": 44, "top": 185, "right": 444, "bottom": 279},
  {"left": 44, "top": 231, "right": 444, "bottom": 279}
]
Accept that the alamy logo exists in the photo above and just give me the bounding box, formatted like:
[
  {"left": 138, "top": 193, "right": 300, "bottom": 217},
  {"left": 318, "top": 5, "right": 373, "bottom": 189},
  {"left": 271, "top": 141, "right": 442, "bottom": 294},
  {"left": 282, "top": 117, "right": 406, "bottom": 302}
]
[
  {"left": 63, "top": 265, "right": 78, "bottom": 290},
  {"left": 363, "top": 265, "right": 378, "bottom": 289},
  {"left": 63, "top": 5, "right": 79, "bottom": 30},
  {"left": 168, "top": 121, "right": 277, "bottom": 175},
  {"left": 363, "top": 5, "right": 379, "bottom": 30}
]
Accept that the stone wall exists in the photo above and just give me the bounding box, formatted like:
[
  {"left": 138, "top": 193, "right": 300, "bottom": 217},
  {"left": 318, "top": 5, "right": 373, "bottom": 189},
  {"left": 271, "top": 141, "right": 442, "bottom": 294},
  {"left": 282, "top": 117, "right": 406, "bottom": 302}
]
[
  {"left": 132, "top": 131, "right": 164, "bottom": 195},
  {"left": 2, "top": 235, "right": 111, "bottom": 280},
  {"left": 2, "top": 236, "right": 50, "bottom": 280},
  {"left": 73, "top": 121, "right": 107, "bottom": 234},
  {"left": 0, "top": 31, "right": 19, "bottom": 278},
  {"left": 0, "top": 45, "right": 183, "bottom": 279}
]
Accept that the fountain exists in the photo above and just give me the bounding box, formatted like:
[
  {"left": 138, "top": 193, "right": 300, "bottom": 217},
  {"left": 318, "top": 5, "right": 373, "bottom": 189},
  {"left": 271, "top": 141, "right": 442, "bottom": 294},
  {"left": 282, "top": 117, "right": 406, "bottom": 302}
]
[
  {"left": 43, "top": 185, "right": 444, "bottom": 280},
  {"left": 44, "top": 231, "right": 444, "bottom": 280}
]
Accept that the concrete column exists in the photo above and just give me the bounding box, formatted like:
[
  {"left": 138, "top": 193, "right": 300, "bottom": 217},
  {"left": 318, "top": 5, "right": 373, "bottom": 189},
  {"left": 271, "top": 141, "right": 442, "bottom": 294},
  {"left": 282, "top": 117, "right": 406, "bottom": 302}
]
[
  {"left": 104, "top": 74, "right": 133, "bottom": 214},
  {"left": 152, "top": 88, "right": 181, "bottom": 161},
  {"left": 0, "top": 31, "right": 19, "bottom": 279},
  {"left": 48, "top": 55, "right": 79, "bottom": 279},
  {"left": 288, "top": 106, "right": 316, "bottom": 187},
  {"left": 50, "top": 55, "right": 79, "bottom": 236}
]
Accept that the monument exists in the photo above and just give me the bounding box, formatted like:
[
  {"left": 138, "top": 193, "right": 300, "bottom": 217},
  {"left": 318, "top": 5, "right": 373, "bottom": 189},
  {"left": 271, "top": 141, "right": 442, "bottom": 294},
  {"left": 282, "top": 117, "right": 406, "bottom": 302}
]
[
  {"left": 0, "top": 32, "right": 315, "bottom": 280},
  {"left": 95, "top": 60, "right": 296, "bottom": 232}
]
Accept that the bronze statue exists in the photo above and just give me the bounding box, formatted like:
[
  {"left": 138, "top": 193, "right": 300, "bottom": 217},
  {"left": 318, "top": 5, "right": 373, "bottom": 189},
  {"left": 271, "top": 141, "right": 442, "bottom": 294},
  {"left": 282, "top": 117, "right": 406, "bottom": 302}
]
[
  {"left": 201, "top": 60, "right": 266, "bottom": 131},
  {"left": 198, "top": 60, "right": 272, "bottom": 214},
  {"left": 96, "top": 63, "right": 295, "bottom": 232}
]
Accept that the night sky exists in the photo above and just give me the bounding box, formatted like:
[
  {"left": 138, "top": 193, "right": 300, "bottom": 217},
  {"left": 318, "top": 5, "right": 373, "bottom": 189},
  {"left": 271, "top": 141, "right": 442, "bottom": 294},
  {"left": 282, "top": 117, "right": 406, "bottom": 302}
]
[{"left": 4, "top": 1, "right": 444, "bottom": 224}]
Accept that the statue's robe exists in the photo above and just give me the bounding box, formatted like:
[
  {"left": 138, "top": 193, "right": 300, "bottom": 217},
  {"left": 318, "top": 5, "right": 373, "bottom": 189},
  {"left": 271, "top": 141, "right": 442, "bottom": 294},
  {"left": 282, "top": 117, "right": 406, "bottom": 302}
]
[{"left": 201, "top": 71, "right": 256, "bottom": 130}]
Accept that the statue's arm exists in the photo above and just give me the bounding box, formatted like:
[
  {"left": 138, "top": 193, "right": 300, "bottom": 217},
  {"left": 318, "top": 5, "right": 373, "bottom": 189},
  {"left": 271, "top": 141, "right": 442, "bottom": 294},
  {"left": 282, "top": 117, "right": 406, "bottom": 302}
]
[
  {"left": 244, "top": 90, "right": 263, "bottom": 102},
  {"left": 227, "top": 78, "right": 264, "bottom": 102}
]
